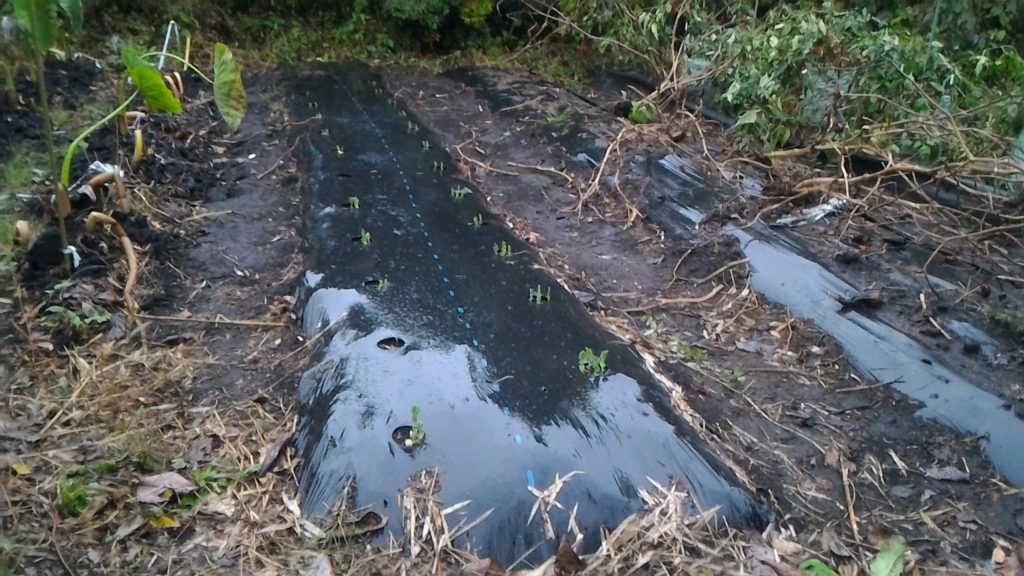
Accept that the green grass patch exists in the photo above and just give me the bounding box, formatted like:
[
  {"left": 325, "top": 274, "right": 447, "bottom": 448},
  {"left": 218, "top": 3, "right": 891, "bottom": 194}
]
[
  {"left": 57, "top": 475, "right": 94, "bottom": 518},
  {"left": 988, "top": 307, "right": 1024, "bottom": 341},
  {"left": 2, "top": 145, "right": 45, "bottom": 194}
]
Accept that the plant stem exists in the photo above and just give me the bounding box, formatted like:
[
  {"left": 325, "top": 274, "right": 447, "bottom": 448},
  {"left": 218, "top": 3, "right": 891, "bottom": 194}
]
[
  {"left": 61, "top": 91, "right": 138, "bottom": 187},
  {"left": 0, "top": 60, "right": 16, "bottom": 107},
  {"left": 34, "top": 53, "right": 70, "bottom": 275},
  {"left": 140, "top": 52, "right": 213, "bottom": 84}
]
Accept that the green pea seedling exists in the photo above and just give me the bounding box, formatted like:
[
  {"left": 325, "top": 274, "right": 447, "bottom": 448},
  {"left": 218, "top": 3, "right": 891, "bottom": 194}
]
[
  {"left": 578, "top": 347, "right": 608, "bottom": 375},
  {"left": 407, "top": 405, "right": 426, "bottom": 447},
  {"left": 493, "top": 241, "right": 513, "bottom": 258},
  {"left": 529, "top": 285, "right": 552, "bottom": 304}
]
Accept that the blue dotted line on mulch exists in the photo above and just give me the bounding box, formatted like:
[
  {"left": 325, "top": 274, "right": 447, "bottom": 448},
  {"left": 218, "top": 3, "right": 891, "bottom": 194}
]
[{"left": 338, "top": 78, "right": 535, "bottom": 489}]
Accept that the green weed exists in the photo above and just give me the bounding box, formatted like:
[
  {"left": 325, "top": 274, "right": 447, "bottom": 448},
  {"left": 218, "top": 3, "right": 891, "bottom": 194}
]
[
  {"left": 57, "top": 475, "right": 92, "bottom": 518},
  {"left": 3, "top": 145, "right": 43, "bottom": 192},
  {"left": 360, "top": 229, "right": 371, "bottom": 246},
  {"left": 989, "top": 307, "right": 1024, "bottom": 340},
  {"left": 627, "top": 100, "right": 657, "bottom": 124},
  {"left": 40, "top": 305, "right": 111, "bottom": 335},
  {"left": 0, "top": 537, "right": 21, "bottom": 576},
  {"left": 471, "top": 214, "right": 484, "bottom": 229},
  {"left": 545, "top": 109, "right": 573, "bottom": 125}
]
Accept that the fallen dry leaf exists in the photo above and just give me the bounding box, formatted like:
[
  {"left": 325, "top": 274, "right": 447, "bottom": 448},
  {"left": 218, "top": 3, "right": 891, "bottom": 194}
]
[
  {"left": 149, "top": 515, "right": 180, "bottom": 529},
  {"left": 554, "top": 537, "right": 584, "bottom": 575},
  {"left": 771, "top": 534, "right": 804, "bottom": 557},
  {"left": 136, "top": 471, "right": 197, "bottom": 503},
  {"left": 924, "top": 465, "right": 969, "bottom": 482},
  {"left": 302, "top": 553, "right": 334, "bottom": 576},
  {"left": 460, "top": 558, "right": 506, "bottom": 576}
]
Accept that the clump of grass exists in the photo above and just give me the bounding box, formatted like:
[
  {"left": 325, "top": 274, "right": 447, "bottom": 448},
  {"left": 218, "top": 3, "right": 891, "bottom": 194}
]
[
  {"left": 988, "top": 307, "right": 1024, "bottom": 341},
  {"left": 0, "top": 537, "right": 21, "bottom": 576},
  {"left": 3, "top": 145, "right": 43, "bottom": 193},
  {"left": 57, "top": 474, "right": 92, "bottom": 517}
]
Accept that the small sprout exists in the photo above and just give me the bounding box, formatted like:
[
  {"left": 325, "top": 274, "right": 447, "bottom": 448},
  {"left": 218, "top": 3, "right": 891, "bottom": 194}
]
[
  {"left": 360, "top": 229, "right": 372, "bottom": 246},
  {"left": 545, "top": 109, "right": 573, "bottom": 125},
  {"left": 399, "top": 109, "right": 407, "bottom": 117},
  {"left": 493, "top": 241, "right": 513, "bottom": 258},
  {"left": 578, "top": 347, "right": 608, "bottom": 375},
  {"left": 407, "top": 120, "right": 418, "bottom": 133},
  {"left": 320, "top": 128, "right": 330, "bottom": 136},
  {"left": 471, "top": 214, "right": 484, "bottom": 229},
  {"left": 378, "top": 278, "right": 391, "bottom": 292},
  {"left": 433, "top": 161, "right": 445, "bottom": 174},
  {"left": 308, "top": 101, "right": 319, "bottom": 109},
  {"left": 407, "top": 405, "right": 426, "bottom": 447},
  {"left": 529, "top": 284, "right": 552, "bottom": 304},
  {"left": 348, "top": 196, "right": 360, "bottom": 210},
  {"left": 133, "top": 129, "right": 145, "bottom": 164},
  {"left": 375, "top": 87, "right": 383, "bottom": 95},
  {"left": 450, "top": 186, "right": 468, "bottom": 201},
  {"left": 421, "top": 140, "right": 431, "bottom": 151},
  {"left": 628, "top": 101, "right": 658, "bottom": 124},
  {"left": 388, "top": 97, "right": 395, "bottom": 105},
  {"left": 336, "top": 145, "right": 345, "bottom": 156}
]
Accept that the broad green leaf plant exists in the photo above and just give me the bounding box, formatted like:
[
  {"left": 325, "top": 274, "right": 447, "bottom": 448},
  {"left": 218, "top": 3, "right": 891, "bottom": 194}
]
[
  {"left": 9, "top": 0, "right": 82, "bottom": 271},
  {"left": 60, "top": 40, "right": 247, "bottom": 202}
]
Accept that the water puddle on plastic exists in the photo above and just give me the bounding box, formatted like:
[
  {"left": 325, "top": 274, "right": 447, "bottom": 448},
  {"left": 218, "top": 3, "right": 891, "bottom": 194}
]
[{"left": 648, "top": 154, "right": 1024, "bottom": 486}]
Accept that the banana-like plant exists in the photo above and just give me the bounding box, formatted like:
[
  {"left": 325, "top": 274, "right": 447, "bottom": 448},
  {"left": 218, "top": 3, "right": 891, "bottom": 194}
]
[
  {"left": 9, "top": 0, "right": 82, "bottom": 272},
  {"left": 60, "top": 41, "right": 247, "bottom": 190},
  {"left": 1, "top": 16, "right": 23, "bottom": 108}
]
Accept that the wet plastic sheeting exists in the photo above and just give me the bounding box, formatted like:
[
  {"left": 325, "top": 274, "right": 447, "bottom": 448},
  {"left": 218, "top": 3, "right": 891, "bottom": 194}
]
[
  {"left": 288, "top": 63, "right": 765, "bottom": 563},
  {"left": 646, "top": 155, "right": 1024, "bottom": 487}
]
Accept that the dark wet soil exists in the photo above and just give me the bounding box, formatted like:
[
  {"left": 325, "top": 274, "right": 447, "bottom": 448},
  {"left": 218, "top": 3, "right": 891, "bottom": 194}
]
[
  {"left": 0, "top": 56, "right": 101, "bottom": 160},
  {"left": 382, "top": 65, "right": 1024, "bottom": 563},
  {"left": 135, "top": 73, "right": 304, "bottom": 399},
  {"left": 2, "top": 58, "right": 302, "bottom": 396}
]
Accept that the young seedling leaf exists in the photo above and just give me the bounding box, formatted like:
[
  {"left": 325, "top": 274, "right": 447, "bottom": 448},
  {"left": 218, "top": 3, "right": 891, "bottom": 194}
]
[
  {"left": 869, "top": 543, "right": 908, "bottom": 576},
  {"left": 57, "top": 0, "right": 82, "bottom": 32},
  {"left": 122, "top": 47, "right": 181, "bottom": 114},
  {"left": 11, "top": 0, "right": 55, "bottom": 55},
  {"left": 213, "top": 43, "right": 246, "bottom": 132}
]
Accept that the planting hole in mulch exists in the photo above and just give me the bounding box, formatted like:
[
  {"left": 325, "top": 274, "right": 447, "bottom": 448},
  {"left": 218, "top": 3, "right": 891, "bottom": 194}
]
[
  {"left": 391, "top": 426, "right": 423, "bottom": 453},
  {"left": 377, "top": 336, "right": 406, "bottom": 350}
]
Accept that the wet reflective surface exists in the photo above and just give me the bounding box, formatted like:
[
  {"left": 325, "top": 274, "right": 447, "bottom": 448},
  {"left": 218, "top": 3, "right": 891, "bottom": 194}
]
[
  {"left": 288, "top": 63, "right": 766, "bottom": 564},
  {"left": 647, "top": 155, "right": 1024, "bottom": 486}
]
